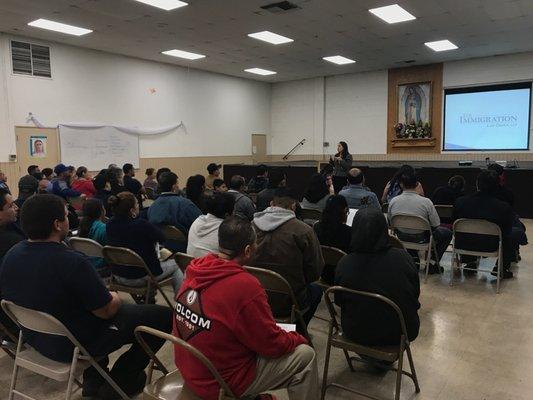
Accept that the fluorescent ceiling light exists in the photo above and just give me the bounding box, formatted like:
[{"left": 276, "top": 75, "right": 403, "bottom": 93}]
[
  {"left": 323, "top": 55, "right": 356, "bottom": 65},
  {"left": 425, "top": 40, "right": 458, "bottom": 52},
  {"left": 27, "top": 18, "right": 92, "bottom": 36},
  {"left": 248, "top": 31, "right": 294, "bottom": 45},
  {"left": 369, "top": 4, "right": 416, "bottom": 24},
  {"left": 162, "top": 49, "right": 205, "bottom": 60},
  {"left": 245, "top": 68, "right": 277, "bottom": 76},
  {"left": 133, "top": 0, "right": 188, "bottom": 11}
]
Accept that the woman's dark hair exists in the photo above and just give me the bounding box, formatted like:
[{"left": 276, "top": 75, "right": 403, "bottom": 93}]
[
  {"left": 106, "top": 167, "right": 124, "bottom": 194},
  {"left": 477, "top": 170, "right": 498, "bottom": 193},
  {"left": 159, "top": 171, "right": 178, "bottom": 193},
  {"left": 335, "top": 141, "right": 349, "bottom": 159},
  {"left": 267, "top": 169, "right": 286, "bottom": 189},
  {"left": 218, "top": 216, "right": 256, "bottom": 258},
  {"left": 156, "top": 167, "right": 171, "bottom": 183},
  {"left": 108, "top": 192, "right": 137, "bottom": 218},
  {"left": 93, "top": 173, "right": 107, "bottom": 191},
  {"left": 79, "top": 198, "right": 104, "bottom": 238},
  {"left": 388, "top": 164, "right": 416, "bottom": 196},
  {"left": 41, "top": 168, "right": 53, "bottom": 178},
  {"left": 206, "top": 192, "right": 235, "bottom": 218},
  {"left": 146, "top": 168, "right": 155, "bottom": 176},
  {"left": 186, "top": 175, "right": 206, "bottom": 206},
  {"left": 213, "top": 178, "right": 225, "bottom": 189},
  {"left": 350, "top": 208, "right": 391, "bottom": 253},
  {"left": 76, "top": 166, "right": 88, "bottom": 178},
  {"left": 448, "top": 175, "right": 465, "bottom": 194},
  {"left": 97, "top": 168, "right": 107, "bottom": 176},
  {"left": 319, "top": 195, "right": 348, "bottom": 230},
  {"left": 20, "top": 194, "right": 66, "bottom": 240},
  {"left": 304, "top": 174, "right": 330, "bottom": 204}
]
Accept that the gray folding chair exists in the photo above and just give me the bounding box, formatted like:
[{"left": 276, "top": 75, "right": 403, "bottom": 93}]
[
  {"left": 103, "top": 246, "right": 175, "bottom": 308},
  {"left": 161, "top": 225, "right": 187, "bottom": 242},
  {"left": 174, "top": 252, "right": 195, "bottom": 274},
  {"left": 1, "top": 300, "right": 130, "bottom": 400},
  {"left": 69, "top": 237, "right": 104, "bottom": 258},
  {"left": 435, "top": 205, "right": 454, "bottom": 220},
  {"left": 318, "top": 245, "right": 347, "bottom": 288},
  {"left": 389, "top": 235, "right": 406, "bottom": 251},
  {"left": 0, "top": 320, "right": 18, "bottom": 359},
  {"left": 451, "top": 218, "right": 504, "bottom": 294},
  {"left": 390, "top": 214, "right": 440, "bottom": 282},
  {"left": 300, "top": 208, "right": 322, "bottom": 226},
  {"left": 243, "top": 266, "right": 313, "bottom": 346},
  {"left": 321, "top": 287, "right": 420, "bottom": 400},
  {"left": 134, "top": 326, "right": 237, "bottom": 400}
]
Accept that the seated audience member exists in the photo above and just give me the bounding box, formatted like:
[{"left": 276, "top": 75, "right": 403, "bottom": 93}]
[
  {"left": 0, "top": 189, "right": 24, "bottom": 261},
  {"left": 301, "top": 173, "right": 331, "bottom": 211},
  {"left": 156, "top": 167, "right": 171, "bottom": 187},
  {"left": 252, "top": 188, "right": 324, "bottom": 325},
  {"left": 388, "top": 170, "right": 452, "bottom": 271},
  {"left": 174, "top": 216, "right": 318, "bottom": 400},
  {"left": 41, "top": 167, "right": 54, "bottom": 193},
  {"left": 52, "top": 163, "right": 82, "bottom": 200},
  {"left": 339, "top": 168, "right": 380, "bottom": 210},
  {"left": 15, "top": 174, "right": 39, "bottom": 208},
  {"left": 185, "top": 174, "right": 209, "bottom": 214},
  {"left": 148, "top": 171, "right": 202, "bottom": 235},
  {"left": 228, "top": 175, "right": 256, "bottom": 220},
  {"left": 72, "top": 166, "right": 96, "bottom": 198},
  {"left": 93, "top": 173, "right": 113, "bottom": 217},
  {"left": 107, "top": 192, "right": 183, "bottom": 293},
  {"left": 0, "top": 169, "right": 9, "bottom": 193},
  {"left": 205, "top": 163, "right": 221, "bottom": 190},
  {"left": 453, "top": 170, "right": 516, "bottom": 278},
  {"left": 382, "top": 165, "right": 424, "bottom": 204},
  {"left": 187, "top": 192, "right": 235, "bottom": 257},
  {"left": 123, "top": 163, "right": 145, "bottom": 202},
  {"left": 107, "top": 167, "right": 127, "bottom": 196},
  {"left": 17, "top": 165, "right": 40, "bottom": 192},
  {"left": 314, "top": 195, "right": 352, "bottom": 284},
  {"left": 143, "top": 168, "right": 158, "bottom": 193},
  {"left": 432, "top": 175, "right": 465, "bottom": 206},
  {"left": 335, "top": 208, "right": 420, "bottom": 346},
  {"left": 487, "top": 163, "right": 514, "bottom": 206},
  {"left": 79, "top": 198, "right": 108, "bottom": 269},
  {"left": 256, "top": 169, "right": 287, "bottom": 212},
  {"left": 247, "top": 164, "right": 269, "bottom": 193},
  {"left": 213, "top": 178, "right": 228, "bottom": 192},
  {"left": 0, "top": 194, "right": 172, "bottom": 398}
]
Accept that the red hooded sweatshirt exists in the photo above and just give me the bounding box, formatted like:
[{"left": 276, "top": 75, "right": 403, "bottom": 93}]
[{"left": 173, "top": 253, "right": 307, "bottom": 400}]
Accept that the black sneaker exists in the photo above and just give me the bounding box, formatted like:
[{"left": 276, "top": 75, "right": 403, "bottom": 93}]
[
  {"left": 491, "top": 266, "right": 513, "bottom": 279},
  {"left": 97, "top": 371, "right": 147, "bottom": 400},
  {"left": 428, "top": 262, "right": 443, "bottom": 275}
]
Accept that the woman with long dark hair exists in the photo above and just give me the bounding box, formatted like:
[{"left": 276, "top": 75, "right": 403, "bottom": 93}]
[
  {"left": 313, "top": 195, "right": 352, "bottom": 284},
  {"left": 301, "top": 173, "right": 331, "bottom": 211},
  {"left": 78, "top": 198, "right": 107, "bottom": 269},
  {"left": 330, "top": 141, "right": 353, "bottom": 194},
  {"left": 185, "top": 174, "right": 208, "bottom": 213},
  {"left": 381, "top": 164, "right": 424, "bottom": 204}
]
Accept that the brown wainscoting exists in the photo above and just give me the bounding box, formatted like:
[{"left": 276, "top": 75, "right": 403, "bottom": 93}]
[{"left": 0, "top": 162, "right": 22, "bottom": 198}]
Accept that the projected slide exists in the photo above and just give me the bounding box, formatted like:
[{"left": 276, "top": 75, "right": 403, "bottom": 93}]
[{"left": 443, "top": 83, "right": 531, "bottom": 151}]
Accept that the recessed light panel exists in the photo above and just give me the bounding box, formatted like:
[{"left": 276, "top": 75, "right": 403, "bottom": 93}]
[
  {"left": 425, "top": 40, "right": 458, "bottom": 52},
  {"left": 27, "top": 19, "right": 92, "bottom": 36},
  {"left": 245, "top": 68, "right": 277, "bottom": 76},
  {"left": 134, "top": 0, "right": 188, "bottom": 11},
  {"left": 248, "top": 31, "right": 294, "bottom": 45},
  {"left": 369, "top": 4, "right": 416, "bottom": 24},
  {"left": 323, "top": 56, "right": 356, "bottom": 65},
  {"left": 162, "top": 49, "right": 205, "bottom": 60}
]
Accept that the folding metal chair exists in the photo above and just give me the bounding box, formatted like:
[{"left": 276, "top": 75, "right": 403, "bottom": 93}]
[
  {"left": 318, "top": 245, "right": 347, "bottom": 288},
  {"left": 435, "top": 205, "right": 454, "bottom": 220},
  {"left": 161, "top": 225, "right": 187, "bottom": 242},
  {"left": 451, "top": 218, "right": 504, "bottom": 294},
  {"left": 300, "top": 208, "right": 322, "bottom": 226},
  {"left": 321, "top": 286, "right": 420, "bottom": 400},
  {"left": 390, "top": 214, "right": 440, "bottom": 282},
  {"left": 103, "top": 246, "right": 175, "bottom": 308},
  {"left": 389, "top": 235, "right": 406, "bottom": 251},
  {"left": 69, "top": 237, "right": 104, "bottom": 258},
  {"left": 174, "top": 252, "right": 195, "bottom": 274},
  {"left": 243, "top": 266, "right": 313, "bottom": 345},
  {"left": 0, "top": 319, "right": 18, "bottom": 359},
  {"left": 134, "top": 326, "right": 238, "bottom": 400},
  {"left": 1, "top": 300, "right": 130, "bottom": 400}
]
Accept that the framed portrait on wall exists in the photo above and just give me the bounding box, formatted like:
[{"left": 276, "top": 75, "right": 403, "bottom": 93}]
[
  {"left": 29, "top": 135, "right": 47, "bottom": 158},
  {"left": 397, "top": 82, "right": 432, "bottom": 126}
]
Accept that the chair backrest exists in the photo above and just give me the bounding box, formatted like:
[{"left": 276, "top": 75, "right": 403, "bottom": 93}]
[
  {"left": 324, "top": 286, "right": 409, "bottom": 341},
  {"left": 243, "top": 266, "right": 299, "bottom": 308},
  {"left": 381, "top": 202, "right": 389, "bottom": 214},
  {"left": 1, "top": 300, "right": 68, "bottom": 337},
  {"left": 300, "top": 208, "right": 322, "bottom": 221},
  {"left": 134, "top": 326, "right": 237, "bottom": 399},
  {"left": 69, "top": 237, "right": 104, "bottom": 258},
  {"left": 175, "top": 252, "right": 195, "bottom": 274},
  {"left": 390, "top": 214, "right": 431, "bottom": 232},
  {"left": 102, "top": 246, "right": 147, "bottom": 271},
  {"left": 435, "top": 204, "right": 454, "bottom": 219},
  {"left": 321, "top": 245, "right": 347, "bottom": 266},
  {"left": 453, "top": 218, "right": 501, "bottom": 238},
  {"left": 161, "top": 225, "right": 187, "bottom": 242},
  {"left": 388, "top": 235, "right": 406, "bottom": 250}
]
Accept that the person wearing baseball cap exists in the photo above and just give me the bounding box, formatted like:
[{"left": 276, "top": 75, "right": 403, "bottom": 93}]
[
  {"left": 51, "top": 163, "right": 82, "bottom": 200},
  {"left": 205, "top": 163, "right": 221, "bottom": 190}
]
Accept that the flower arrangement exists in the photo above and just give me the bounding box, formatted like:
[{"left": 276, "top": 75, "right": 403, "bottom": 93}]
[{"left": 395, "top": 121, "right": 431, "bottom": 139}]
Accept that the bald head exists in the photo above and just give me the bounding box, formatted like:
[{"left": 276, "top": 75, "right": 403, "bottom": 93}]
[{"left": 347, "top": 168, "right": 364, "bottom": 185}]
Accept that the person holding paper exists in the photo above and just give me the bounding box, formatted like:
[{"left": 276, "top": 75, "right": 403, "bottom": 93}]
[{"left": 174, "top": 216, "right": 319, "bottom": 400}]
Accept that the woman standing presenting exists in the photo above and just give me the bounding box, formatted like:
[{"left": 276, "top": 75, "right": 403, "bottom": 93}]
[{"left": 330, "top": 141, "right": 353, "bottom": 194}]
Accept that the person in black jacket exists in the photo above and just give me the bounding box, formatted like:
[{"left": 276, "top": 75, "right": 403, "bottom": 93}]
[
  {"left": 335, "top": 208, "right": 420, "bottom": 346},
  {"left": 432, "top": 175, "right": 465, "bottom": 206},
  {"left": 453, "top": 170, "right": 515, "bottom": 278}
]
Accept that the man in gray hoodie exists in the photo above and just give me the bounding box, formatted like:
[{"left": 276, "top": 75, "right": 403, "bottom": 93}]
[{"left": 252, "top": 188, "right": 324, "bottom": 326}]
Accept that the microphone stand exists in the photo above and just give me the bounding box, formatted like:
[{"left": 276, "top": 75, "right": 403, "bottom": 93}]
[{"left": 282, "top": 139, "right": 306, "bottom": 160}]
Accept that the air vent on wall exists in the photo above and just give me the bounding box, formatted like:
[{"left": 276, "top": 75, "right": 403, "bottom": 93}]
[
  {"left": 11, "top": 40, "right": 51, "bottom": 78},
  {"left": 261, "top": 1, "right": 300, "bottom": 13}
]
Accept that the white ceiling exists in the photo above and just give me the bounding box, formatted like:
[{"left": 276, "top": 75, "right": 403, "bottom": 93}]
[{"left": 1, "top": 0, "right": 533, "bottom": 82}]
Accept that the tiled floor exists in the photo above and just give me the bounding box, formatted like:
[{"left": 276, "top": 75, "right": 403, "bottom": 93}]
[{"left": 2, "top": 220, "right": 533, "bottom": 399}]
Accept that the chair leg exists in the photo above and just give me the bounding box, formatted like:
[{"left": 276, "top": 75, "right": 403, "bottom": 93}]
[
  {"left": 343, "top": 349, "right": 355, "bottom": 372},
  {"left": 424, "top": 245, "right": 431, "bottom": 283},
  {"left": 321, "top": 324, "right": 334, "bottom": 400},
  {"left": 496, "top": 253, "right": 502, "bottom": 294},
  {"left": 395, "top": 342, "right": 406, "bottom": 400},
  {"left": 405, "top": 344, "right": 420, "bottom": 393},
  {"left": 65, "top": 348, "right": 80, "bottom": 400},
  {"left": 8, "top": 333, "right": 25, "bottom": 400}
]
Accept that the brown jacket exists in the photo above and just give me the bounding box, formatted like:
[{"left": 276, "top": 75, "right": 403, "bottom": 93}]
[{"left": 251, "top": 207, "right": 324, "bottom": 314}]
